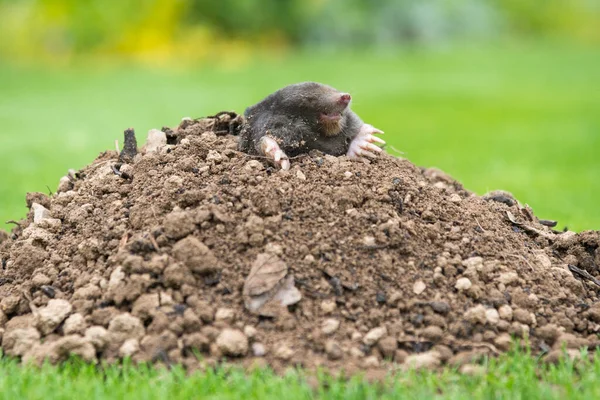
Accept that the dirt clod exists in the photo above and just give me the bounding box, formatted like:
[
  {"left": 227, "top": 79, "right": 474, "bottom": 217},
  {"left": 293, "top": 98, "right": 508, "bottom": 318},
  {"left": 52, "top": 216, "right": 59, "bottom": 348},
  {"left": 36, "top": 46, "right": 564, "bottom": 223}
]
[
  {"left": 1, "top": 115, "right": 599, "bottom": 374},
  {"left": 403, "top": 351, "right": 441, "bottom": 370},
  {"left": 216, "top": 329, "right": 248, "bottom": 357},
  {"left": 364, "top": 326, "right": 387, "bottom": 346},
  {"left": 35, "top": 299, "right": 72, "bottom": 335}
]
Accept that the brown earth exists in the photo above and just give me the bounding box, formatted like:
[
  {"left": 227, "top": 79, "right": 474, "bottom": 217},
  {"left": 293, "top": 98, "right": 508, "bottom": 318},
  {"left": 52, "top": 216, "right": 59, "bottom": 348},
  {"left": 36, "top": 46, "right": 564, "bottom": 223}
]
[{"left": 1, "top": 113, "right": 599, "bottom": 375}]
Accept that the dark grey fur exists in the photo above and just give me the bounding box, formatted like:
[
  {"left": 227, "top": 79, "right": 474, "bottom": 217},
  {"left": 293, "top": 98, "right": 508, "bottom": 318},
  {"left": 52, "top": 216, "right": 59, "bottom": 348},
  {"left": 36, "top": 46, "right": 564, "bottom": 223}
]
[{"left": 238, "top": 82, "right": 364, "bottom": 157}]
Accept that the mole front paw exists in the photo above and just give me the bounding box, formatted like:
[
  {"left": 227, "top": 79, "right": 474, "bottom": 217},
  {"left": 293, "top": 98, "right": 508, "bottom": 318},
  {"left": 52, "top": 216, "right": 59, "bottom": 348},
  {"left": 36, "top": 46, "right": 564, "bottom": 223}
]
[
  {"left": 346, "top": 124, "right": 385, "bottom": 160},
  {"left": 260, "top": 136, "right": 291, "bottom": 171}
]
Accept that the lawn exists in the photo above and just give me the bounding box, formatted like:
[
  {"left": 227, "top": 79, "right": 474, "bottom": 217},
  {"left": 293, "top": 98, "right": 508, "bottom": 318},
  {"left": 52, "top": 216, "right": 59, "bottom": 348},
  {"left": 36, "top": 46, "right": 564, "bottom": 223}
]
[
  {"left": 0, "top": 41, "right": 598, "bottom": 232},
  {"left": 0, "top": 349, "right": 599, "bottom": 400}
]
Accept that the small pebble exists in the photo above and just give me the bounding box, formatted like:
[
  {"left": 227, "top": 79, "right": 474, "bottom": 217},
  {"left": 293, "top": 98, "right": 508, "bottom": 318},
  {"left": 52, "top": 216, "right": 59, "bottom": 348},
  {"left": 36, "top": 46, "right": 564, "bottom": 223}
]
[
  {"left": 321, "top": 319, "right": 340, "bottom": 335},
  {"left": 455, "top": 277, "right": 472, "bottom": 291},
  {"left": 321, "top": 300, "right": 336, "bottom": 314},
  {"left": 413, "top": 280, "right": 426, "bottom": 295},
  {"left": 363, "top": 326, "right": 387, "bottom": 346},
  {"left": 252, "top": 343, "right": 267, "bottom": 357}
]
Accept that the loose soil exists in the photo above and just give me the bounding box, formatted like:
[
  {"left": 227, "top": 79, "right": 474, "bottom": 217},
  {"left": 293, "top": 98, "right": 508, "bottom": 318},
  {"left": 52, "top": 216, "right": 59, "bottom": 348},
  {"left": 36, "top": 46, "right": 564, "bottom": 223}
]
[{"left": 1, "top": 113, "right": 599, "bottom": 375}]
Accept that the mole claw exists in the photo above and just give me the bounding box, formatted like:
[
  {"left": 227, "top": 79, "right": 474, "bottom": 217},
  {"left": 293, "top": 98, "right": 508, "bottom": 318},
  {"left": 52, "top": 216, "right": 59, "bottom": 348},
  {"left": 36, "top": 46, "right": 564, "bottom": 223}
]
[
  {"left": 260, "top": 136, "right": 291, "bottom": 170},
  {"left": 369, "top": 135, "right": 386, "bottom": 145},
  {"left": 361, "top": 124, "right": 384, "bottom": 135},
  {"left": 360, "top": 149, "right": 378, "bottom": 158},
  {"left": 361, "top": 142, "right": 382, "bottom": 153}
]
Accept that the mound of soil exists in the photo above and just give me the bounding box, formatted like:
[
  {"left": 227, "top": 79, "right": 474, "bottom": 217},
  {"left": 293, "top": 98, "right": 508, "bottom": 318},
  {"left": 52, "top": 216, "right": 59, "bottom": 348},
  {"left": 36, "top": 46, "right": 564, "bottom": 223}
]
[{"left": 1, "top": 114, "right": 599, "bottom": 375}]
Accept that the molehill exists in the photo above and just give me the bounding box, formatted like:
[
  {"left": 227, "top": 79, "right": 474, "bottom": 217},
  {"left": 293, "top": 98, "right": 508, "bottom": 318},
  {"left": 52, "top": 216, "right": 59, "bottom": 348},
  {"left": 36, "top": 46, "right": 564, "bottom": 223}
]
[{"left": 1, "top": 113, "right": 599, "bottom": 375}]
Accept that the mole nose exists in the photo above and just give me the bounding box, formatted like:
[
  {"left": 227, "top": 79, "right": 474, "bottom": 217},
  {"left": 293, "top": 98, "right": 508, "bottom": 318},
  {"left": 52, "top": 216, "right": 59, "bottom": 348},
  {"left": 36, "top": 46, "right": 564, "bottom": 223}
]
[{"left": 339, "top": 93, "right": 351, "bottom": 105}]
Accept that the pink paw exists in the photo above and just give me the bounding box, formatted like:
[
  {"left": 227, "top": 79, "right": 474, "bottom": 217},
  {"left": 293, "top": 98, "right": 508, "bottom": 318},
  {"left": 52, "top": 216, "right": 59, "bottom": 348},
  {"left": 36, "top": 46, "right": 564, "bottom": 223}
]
[
  {"left": 347, "top": 124, "right": 385, "bottom": 159},
  {"left": 260, "top": 136, "right": 291, "bottom": 170}
]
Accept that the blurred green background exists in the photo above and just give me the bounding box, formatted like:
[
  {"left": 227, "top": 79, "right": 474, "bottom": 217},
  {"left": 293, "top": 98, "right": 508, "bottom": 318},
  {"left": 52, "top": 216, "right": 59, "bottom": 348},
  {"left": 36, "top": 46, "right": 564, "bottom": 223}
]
[{"left": 0, "top": 0, "right": 599, "bottom": 232}]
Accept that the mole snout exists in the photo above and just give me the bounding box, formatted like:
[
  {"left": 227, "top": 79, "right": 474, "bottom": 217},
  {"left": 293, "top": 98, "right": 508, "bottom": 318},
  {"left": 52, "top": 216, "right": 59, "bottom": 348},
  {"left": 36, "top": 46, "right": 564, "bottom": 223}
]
[{"left": 339, "top": 93, "right": 351, "bottom": 106}]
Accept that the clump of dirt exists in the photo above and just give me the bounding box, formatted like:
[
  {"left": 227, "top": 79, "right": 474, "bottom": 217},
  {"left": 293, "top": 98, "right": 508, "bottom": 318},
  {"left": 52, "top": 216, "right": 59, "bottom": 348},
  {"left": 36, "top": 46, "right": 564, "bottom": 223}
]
[{"left": 1, "top": 113, "right": 599, "bottom": 375}]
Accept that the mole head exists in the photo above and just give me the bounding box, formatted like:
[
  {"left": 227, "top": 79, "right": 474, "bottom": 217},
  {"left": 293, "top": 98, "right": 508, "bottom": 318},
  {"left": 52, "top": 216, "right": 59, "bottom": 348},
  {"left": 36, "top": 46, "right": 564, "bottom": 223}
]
[{"left": 279, "top": 82, "right": 351, "bottom": 136}]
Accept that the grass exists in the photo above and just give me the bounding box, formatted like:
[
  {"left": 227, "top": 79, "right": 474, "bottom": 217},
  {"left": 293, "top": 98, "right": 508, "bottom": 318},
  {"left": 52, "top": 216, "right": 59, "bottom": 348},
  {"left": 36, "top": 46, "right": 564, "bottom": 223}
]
[
  {"left": 0, "top": 41, "right": 599, "bottom": 231},
  {"left": 0, "top": 349, "right": 599, "bottom": 400}
]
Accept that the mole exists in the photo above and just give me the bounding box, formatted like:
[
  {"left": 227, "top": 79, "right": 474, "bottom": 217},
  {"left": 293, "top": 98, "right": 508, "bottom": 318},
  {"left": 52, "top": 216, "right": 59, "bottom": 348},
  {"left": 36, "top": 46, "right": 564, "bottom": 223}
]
[{"left": 238, "top": 82, "right": 385, "bottom": 170}]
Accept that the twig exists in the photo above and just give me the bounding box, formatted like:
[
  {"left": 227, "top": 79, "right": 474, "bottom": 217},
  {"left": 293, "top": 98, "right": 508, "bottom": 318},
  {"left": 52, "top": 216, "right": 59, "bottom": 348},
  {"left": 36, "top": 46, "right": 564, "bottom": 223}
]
[
  {"left": 119, "top": 232, "right": 129, "bottom": 248},
  {"left": 148, "top": 234, "right": 160, "bottom": 252},
  {"left": 506, "top": 211, "right": 556, "bottom": 241},
  {"left": 539, "top": 219, "right": 558, "bottom": 228},
  {"left": 568, "top": 264, "right": 600, "bottom": 287},
  {"left": 474, "top": 217, "right": 486, "bottom": 232},
  {"left": 115, "top": 139, "right": 120, "bottom": 154},
  {"left": 111, "top": 164, "right": 131, "bottom": 180},
  {"left": 111, "top": 164, "right": 122, "bottom": 177},
  {"left": 5, "top": 220, "right": 20, "bottom": 226}
]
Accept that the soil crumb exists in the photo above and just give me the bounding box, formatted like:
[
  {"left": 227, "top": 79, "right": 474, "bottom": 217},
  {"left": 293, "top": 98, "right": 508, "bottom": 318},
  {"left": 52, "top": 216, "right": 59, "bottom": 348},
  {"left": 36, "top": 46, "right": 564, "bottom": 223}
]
[{"left": 1, "top": 114, "right": 599, "bottom": 375}]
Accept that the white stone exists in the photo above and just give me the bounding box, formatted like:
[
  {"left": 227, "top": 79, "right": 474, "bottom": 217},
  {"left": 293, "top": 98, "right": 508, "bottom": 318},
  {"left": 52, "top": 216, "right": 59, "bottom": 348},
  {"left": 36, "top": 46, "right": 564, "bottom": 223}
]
[
  {"left": 321, "top": 300, "right": 336, "bottom": 314},
  {"left": 363, "top": 236, "right": 376, "bottom": 247},
  {"left": 215, "top": 308, "right": 235, "bottom": 322},
  {"left": 252, "top": 342, "right": 266, "bottom": 357},
  {"left": 363, "top": 326, "right": 387, "bottom": 346},
  {"left": 455, "top": 277, "right": 472, "bottom": 291},
  {"left": 145, "top": 129, "right": 167, "bottom": 153},
  {"left": 449, "top": 194, "right": 462, "bottom": 203},
  {"left": 243, "top": 325, "right": 257, "bottom": 339},
  {"left": 108, "top": 266, "right": 125, "bottom": 288},
  {"left": 57, "top": 176, "right": 71, "bottom": 193},
  {"left": 32, "top": 203, "right": 51, "bottom": 223},
  {"left": 321, "top": 318, "right": 340, "bottom": 335},
  {"left": 413, "top": 280, "right": 426, "bottom": 295},
  {"left": 159, "top": 292, "right": 174, "bottom": 306},
  {"left": 485, "top": 309, "right": 500, "bottom": 325}
]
